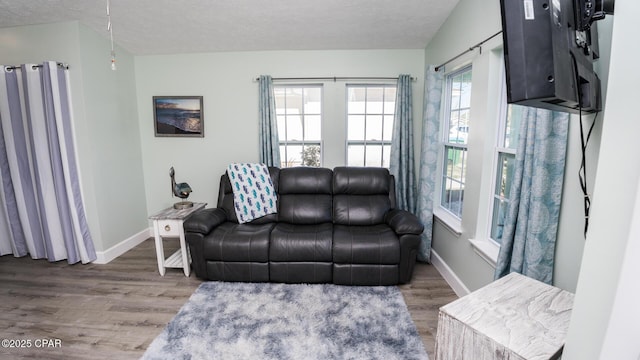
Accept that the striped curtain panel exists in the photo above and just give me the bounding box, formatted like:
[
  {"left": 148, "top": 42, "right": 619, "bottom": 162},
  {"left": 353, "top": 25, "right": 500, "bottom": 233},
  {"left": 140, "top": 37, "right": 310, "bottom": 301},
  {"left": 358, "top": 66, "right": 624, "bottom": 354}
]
[{"left": 0, "top": 61, "right": 96, "bottom": 264}]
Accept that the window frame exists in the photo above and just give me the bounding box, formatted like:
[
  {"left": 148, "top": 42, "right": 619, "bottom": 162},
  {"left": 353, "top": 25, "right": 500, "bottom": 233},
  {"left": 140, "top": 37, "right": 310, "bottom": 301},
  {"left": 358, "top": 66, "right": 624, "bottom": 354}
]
[
  {"left": 434, "top": 65, "right": 473, "bottom": 231},
  {"left": 345, "top": 83, "right": 397, "bottom": 168},
  {"left": 469, "top": 49, "right": 518, "bottom": 268},
  {"left": 273, "top": 84, "right": 323, "bottom": 168}
]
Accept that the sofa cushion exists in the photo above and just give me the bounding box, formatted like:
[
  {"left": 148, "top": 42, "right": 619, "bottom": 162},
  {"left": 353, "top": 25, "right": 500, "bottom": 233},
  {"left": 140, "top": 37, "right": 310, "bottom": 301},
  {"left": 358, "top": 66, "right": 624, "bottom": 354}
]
[
  {"left": 333, "top": 166, "right": 390, "bottom": 195},
  {"left": 206, "top": 261, "right": 269, "bottom": 282},
  {"left": 332, "top": 167, "right": 392, "bottom": 225},
  {"left": 270, "top": 262, "right": 332, "bottom": 283},
  {"left": 203, "top": 222, "right": 274, "bottom": 262},
  {"left": 333, "top": 224, "right": 400, "bottom": 265},
  {"left": 278, "top": 167, "right": 333, "bottom": 224},
  {"left": 333, "top": 264, "right": 399, "bottom": 286},
  {"left": 270, "top": 223, "right": 333, "bottom": 262}
]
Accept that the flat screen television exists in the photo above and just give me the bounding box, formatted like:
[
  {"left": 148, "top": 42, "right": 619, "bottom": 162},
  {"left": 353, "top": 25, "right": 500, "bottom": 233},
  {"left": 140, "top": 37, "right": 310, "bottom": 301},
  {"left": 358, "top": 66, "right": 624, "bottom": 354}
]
[{"left": 500, "top": 0, "right": 614, "bottom": 113}]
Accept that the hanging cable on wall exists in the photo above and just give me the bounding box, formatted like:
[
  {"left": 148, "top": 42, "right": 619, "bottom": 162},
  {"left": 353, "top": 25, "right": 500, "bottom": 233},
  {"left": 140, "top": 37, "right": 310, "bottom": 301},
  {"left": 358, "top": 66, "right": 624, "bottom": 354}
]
[
  {"left": 578, "top": 109, "right": 598, "bottom": 238},
  {"left": 107, "top": 0, "right": 116, "bottom": 70}
]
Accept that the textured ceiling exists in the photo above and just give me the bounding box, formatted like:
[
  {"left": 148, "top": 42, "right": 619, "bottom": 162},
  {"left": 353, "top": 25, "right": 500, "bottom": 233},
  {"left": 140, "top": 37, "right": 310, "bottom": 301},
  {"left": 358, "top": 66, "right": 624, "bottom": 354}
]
[{"left": 0, "top": 0, "right": 460, "bottom": 55}]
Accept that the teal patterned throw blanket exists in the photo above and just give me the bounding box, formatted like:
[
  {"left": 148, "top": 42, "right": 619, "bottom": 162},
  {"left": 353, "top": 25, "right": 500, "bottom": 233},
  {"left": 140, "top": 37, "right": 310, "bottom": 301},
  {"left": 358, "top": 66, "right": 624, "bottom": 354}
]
[{"left": 226, "top": 163, "right": 277, "bottom": 224}]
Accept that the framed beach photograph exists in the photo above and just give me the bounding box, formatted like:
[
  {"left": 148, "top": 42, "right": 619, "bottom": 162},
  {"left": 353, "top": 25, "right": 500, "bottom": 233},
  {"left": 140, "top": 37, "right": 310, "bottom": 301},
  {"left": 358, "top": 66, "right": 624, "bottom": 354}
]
[{"left": 153, "top": 96, "right": 204, "bottom": 137}]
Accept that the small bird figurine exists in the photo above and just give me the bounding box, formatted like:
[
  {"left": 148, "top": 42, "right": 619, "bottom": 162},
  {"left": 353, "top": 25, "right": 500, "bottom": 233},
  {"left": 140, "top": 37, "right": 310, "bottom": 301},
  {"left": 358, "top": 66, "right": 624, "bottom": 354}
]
[{"left": 170, "top": 166, "right": 193, "bottom": 209}]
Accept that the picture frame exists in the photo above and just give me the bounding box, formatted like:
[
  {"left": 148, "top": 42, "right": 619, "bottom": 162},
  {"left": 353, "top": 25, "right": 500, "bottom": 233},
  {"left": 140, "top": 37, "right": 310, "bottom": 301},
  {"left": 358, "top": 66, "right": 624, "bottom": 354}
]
[{"left": 153, "top": 96, "right": 204, "bottom": 137}]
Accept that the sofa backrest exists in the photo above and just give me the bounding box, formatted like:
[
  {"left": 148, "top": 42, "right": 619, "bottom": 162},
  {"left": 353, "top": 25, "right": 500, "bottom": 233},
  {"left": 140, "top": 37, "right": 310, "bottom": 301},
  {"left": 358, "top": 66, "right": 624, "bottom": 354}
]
[
  {"left": 217, "top": 167, "right": 280, "bottom": 224},
  {"left": 332, "top": 166, "right": 394, "bottom": 225},
  {"left": 217, "top": 166, "right": 396, "bottom": 225},
  {"left": 278, "top": 167, "right": 333, "bottom": 224}
]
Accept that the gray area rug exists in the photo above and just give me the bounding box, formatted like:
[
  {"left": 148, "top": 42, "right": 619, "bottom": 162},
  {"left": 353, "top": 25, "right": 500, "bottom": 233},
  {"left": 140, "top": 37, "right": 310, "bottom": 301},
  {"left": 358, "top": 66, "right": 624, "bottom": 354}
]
[{"left": 141, "top": 282, "right": 428, "bottom": 360}]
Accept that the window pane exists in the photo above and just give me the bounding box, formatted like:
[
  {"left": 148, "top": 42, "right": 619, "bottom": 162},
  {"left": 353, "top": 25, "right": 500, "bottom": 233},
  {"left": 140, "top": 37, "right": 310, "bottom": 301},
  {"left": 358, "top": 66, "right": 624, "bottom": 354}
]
[
  {"left": 460, "top": 71, "right": 473, "bottom": 108},
  {"left": 283, "top": 145, "right": 302, "bottom": 167},
  {"left": 495, "top": 153, "right": 516, "bottom": 198},
  {"left": 442, "top": 145, "right": 467, "bottom": 217},
  {"left": 504, "top": 104, "right": 523, "bottom": 149},
  {"left": 383, "top": 115, "right": 394, "bottom": 141},
  {"left": 490, "top": 146, "right": 516, "bottom": 243},
  {"left": 305, "top": 115, "right": 321, "bottom": 141},
  {"left": 279, "top": 145, "right": 287, "bottom": 168},
  {"left": 347, "top": 87, "right": 366, "bottom": 113},
  {"left": 382, "top": 145, "right": 391, "bottom": 168},
  {"left": 451, "top": 77, "right": 461, "bottom": 109},
  {"left": 366, "top": 115, "right": 383, "bottom": 140},
  {"left": 384, "top": 87, "right": 397, "bottom": 114},
  {"left": 365, "top": 145, "right": 382, "bottom": 167},
  {"left": 277, "top": 115, "right": 286, "bottom": 140},
  {"left": 348, "top": 115, "right": 365, "bottom": 140},
  {"left": 286, "top": 90, "right": 303, "bottom": 115},
  {"left": 301, "top": 145, "right": 321, "bottom": 167},
  {"left": 347, "top": 145, "right": 365, "bottom": 166},
  {"left": 304, "top": 88, "right": 322, "bottom": 114},
  {"left": 286, "top": 115, "right": 303, "bottom": 140},
  {"left": 491, "top": 197, "right": 509, "bottom": 244},
  {"left": 366, "top": 88, "right": 384, "bottom": 113}
]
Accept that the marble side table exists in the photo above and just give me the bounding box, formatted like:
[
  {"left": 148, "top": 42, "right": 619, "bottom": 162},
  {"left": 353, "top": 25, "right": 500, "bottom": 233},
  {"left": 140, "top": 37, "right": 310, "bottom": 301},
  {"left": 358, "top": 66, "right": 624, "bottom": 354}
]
[
  {"left": 148, "top": 202, "right": 206, "bottom": 276},
  {"left": 435, "top": 272, "right": 574, "bottom": 360}
]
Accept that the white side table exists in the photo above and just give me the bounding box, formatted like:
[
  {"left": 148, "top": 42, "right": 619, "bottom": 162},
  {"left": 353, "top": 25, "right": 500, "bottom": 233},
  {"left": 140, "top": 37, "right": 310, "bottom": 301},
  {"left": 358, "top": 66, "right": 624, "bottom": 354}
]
[
  {"left": 148, "top": 202, "right": 206, "bottom": 276},
  {"left": 435, "top": 272, "right": 574, "bottom": 360}
]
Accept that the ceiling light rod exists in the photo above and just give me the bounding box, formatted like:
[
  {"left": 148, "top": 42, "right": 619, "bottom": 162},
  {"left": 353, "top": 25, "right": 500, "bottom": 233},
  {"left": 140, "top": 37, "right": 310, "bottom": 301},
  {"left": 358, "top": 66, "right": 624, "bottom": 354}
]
[
  {"left": 107, "top": 0, "right": 116, "bottom": 70},
  {"left": 255, "top": 76, "right": 416, "bottom": 82}
]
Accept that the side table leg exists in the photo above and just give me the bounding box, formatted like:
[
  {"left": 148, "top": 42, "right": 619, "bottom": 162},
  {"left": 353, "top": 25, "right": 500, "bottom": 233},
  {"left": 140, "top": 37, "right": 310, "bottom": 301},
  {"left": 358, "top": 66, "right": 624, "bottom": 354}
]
[
  {"left": 179, "top": 229, "right": 190, "bottom": 277},
  {"left": 153, "top": 221, "right": 166, "bottom": 276}
]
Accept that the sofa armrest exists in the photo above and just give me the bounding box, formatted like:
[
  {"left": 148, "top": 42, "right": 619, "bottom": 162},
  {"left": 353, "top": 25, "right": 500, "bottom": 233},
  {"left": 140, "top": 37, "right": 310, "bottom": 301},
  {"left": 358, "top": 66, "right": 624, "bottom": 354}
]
[
  {"left": 385, "top": 209, "right": 424, "bottom": 235},
  {"left": 184, "top": 208, "right": 227, "bottom": 235}
]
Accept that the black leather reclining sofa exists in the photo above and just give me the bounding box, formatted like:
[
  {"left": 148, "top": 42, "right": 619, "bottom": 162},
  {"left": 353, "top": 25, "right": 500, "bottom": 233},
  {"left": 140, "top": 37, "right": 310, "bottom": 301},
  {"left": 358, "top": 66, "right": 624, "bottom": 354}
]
[{"left": 184, "top": 166, "right": 424, "bottom": 285}]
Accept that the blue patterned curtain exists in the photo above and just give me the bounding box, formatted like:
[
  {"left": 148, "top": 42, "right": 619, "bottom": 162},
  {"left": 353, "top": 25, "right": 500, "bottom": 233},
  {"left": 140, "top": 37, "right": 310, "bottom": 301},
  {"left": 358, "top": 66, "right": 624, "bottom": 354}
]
[
  {"left": 494, "top": 107, "right": 569, "bottom": 284},
  {"left": 0, "top": 62, "right": 96, "bottom": 263},
  {"left": 415, "top": 66, "right": 444, "bottom": 262},
  {"left": 390, "top": 74, "right": 415, "bottom": 213},
  {"left": 258, "top": 75, "right": 281, "bottom": 167}
]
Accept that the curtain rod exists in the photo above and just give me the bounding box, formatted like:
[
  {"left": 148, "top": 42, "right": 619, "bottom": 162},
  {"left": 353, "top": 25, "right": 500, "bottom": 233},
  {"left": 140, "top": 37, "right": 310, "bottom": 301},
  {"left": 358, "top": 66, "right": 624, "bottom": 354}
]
[
  {"left": 254, "top": 76, "right": 415, "bottom": 82},
  {"left": 4, "top": 62, "right": 70, "bottom": 71},
  {"left": 434, "top": 30, "right": 502, "bottom": 72}
]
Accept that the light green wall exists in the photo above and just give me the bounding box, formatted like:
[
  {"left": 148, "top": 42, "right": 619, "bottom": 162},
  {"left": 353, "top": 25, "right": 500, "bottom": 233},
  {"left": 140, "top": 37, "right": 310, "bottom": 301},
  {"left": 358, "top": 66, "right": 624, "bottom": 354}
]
[
  {"left": 76, "top": 24, "right": 148, "bottom": 250},
  {"left": 423, "top": 0, "right": 610, "bottom": 293},
  {"left": 134, "top": 50, "right": 425, "bottom": 215},
  {"left": 0, "top": 22, "right": 148, "bottom": 252}
]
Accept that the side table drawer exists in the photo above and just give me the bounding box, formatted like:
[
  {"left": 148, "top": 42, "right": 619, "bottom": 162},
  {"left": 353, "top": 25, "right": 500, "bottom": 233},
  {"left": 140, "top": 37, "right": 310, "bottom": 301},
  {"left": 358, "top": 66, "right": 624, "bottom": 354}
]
[{"left": 156, "top": 219, "right": 181, "bottom": 237}]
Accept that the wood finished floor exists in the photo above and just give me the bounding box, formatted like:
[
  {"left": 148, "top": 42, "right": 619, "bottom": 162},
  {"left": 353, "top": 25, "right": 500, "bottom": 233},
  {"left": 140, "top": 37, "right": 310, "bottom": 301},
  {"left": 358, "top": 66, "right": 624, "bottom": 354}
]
[{"left": 0, "top": 238, "right": 457, "bottom": 359}]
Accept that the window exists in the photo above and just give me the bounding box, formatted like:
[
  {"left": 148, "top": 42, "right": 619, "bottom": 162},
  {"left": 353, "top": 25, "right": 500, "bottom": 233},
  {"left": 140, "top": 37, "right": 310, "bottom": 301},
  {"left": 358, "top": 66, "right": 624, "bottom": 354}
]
[
  {"left": 440, "top": 66, "right": 472, "bottom": 219},
  {"left": 490, "top": 103, "right": 523, "bottom": 244},
  {"left": 274, "top": 86, "right": 322, "bottom": 168},
  {"left": 346, "top": 85, "right": 396, "bottom": 167}
]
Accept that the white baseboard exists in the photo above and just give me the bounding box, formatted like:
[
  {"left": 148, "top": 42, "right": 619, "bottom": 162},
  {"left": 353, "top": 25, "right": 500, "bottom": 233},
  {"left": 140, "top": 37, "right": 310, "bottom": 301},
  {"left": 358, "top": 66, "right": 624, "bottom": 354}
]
[
  {"left": 430, "top": 249, "right": 471, "bottom": 297},
  {"left": 93, "top": 227, "right": 151, "bottom": 264}
]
